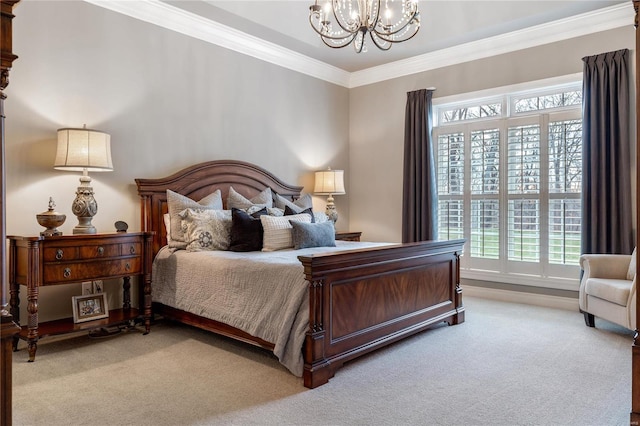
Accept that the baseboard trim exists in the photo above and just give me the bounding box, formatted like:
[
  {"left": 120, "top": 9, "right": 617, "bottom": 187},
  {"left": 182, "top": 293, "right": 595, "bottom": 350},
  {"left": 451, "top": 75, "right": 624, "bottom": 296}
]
[{"left": 463, "top": 285, "right": 579, "bottom": 311}]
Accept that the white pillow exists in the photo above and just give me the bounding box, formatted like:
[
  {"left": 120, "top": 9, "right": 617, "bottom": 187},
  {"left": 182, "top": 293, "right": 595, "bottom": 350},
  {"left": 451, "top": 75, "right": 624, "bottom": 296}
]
[
  {"left": 163, "top": 213, "right": 172, "bottom": 244},
  {"left": 179, "top": 209, "right": 232, "bottom": 252},
  {"left": 167, "top": 189, "right": 223, "bottom": 249},
  {"left": 274, "top": 193, "right": 312, "bottom": 213},
  {"left": 260, "top": 213, "right": 312, "bottom": 251},
  {"left": 227, "top": 186, "right": 273, "bottom": 210},
  {"left": 628, "top": 247, "right": 637, "bottom": 280}
]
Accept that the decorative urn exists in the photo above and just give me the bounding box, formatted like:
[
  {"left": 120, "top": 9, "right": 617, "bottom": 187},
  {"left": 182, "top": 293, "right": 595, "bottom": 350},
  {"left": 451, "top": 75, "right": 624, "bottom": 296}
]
[{"left": 36, "top": 197, "right": 66, "bottom": 236}]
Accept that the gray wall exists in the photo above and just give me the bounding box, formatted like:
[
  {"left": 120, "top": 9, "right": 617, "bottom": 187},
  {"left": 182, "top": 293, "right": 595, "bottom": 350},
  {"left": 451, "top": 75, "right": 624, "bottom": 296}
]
[
  {"left": 5, "top": 1, "right": 349, "bottom": 321},
  {"left": 349, "top": 26, "right": 635, "bottom": 243}
]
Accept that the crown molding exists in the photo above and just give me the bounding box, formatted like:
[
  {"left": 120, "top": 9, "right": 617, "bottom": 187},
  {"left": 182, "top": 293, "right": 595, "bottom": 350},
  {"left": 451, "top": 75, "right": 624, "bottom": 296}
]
[
  {"left": 84, "top": 1, "right": 632, "bottom": 90},
  {"left": 349, "top": 2, "right": 633, "bottom": 88}
]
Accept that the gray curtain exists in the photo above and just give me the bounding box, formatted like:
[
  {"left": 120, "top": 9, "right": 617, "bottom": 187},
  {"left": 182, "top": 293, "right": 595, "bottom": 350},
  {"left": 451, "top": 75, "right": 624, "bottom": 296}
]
[
  {"left": 581, "top": 49, "right": 634, "bottom": 254},
  {"left": 402, "top": 88, "right": 437, "bottom": 243}
]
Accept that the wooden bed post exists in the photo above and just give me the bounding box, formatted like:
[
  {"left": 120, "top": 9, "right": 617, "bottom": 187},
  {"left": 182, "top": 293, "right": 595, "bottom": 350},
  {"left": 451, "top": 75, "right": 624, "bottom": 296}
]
[
  {"left": 633, "top": 1, "right": 640, "bottom": 423},
  {"left": 0, "top": 1, "right": 21, "bottom": 425}
]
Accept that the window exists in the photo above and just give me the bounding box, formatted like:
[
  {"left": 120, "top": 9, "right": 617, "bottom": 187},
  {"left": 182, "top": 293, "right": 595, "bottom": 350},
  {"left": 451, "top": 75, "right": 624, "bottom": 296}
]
[{"left": 434, "top": 82, "right": 582, "bottom": 290}]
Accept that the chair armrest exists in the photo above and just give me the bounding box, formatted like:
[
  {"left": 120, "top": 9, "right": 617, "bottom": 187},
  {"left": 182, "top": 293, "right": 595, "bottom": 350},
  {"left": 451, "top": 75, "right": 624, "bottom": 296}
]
[{"left": 580, "top": 254, "right": 632, "bottom": 280}]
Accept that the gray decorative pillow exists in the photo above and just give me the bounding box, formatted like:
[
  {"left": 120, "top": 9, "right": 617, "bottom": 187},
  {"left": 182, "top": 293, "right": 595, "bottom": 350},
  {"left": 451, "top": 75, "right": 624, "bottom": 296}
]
[
  {"left": 274, "top": 193, "right": 312, "bottom": 213},
  {"left": 179, "top": 208, "right": 232, "bottom": 252},
  {"left": 227, "top": 186, "right": 273, "bottom": 210},
  {"left": 290, "top": 220, "right": 336, "bottom": 250},
  {"left": 167, "top": 189, "right": 223, "bottom": 249}
]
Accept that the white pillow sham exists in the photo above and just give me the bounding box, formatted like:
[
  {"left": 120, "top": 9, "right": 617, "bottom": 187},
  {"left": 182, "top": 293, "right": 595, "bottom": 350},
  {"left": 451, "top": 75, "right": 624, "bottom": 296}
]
[
  {"left": 274, "top": 193, "right": 312, "bottom": 213},
  {"left": 227, "top": 186, "right": 273, "bottom": 210},
  {"left": 260, "top": 213, "right": 312, "bottom": 252}
]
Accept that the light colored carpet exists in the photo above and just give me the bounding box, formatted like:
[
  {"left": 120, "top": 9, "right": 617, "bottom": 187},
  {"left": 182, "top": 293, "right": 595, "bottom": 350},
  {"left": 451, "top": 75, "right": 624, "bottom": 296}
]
[{"left": 12, "top": 296, "right": 632, "bottom": 426}]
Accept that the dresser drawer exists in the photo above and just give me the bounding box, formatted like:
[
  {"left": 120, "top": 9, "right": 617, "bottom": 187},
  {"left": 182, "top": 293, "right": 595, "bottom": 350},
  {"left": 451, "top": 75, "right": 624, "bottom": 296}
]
[
  {"left": 43, "top": 257, "right": 142, "bottom": 284},
  {"left": 43, "top": 242, "right": 142, "bottom": 262}
]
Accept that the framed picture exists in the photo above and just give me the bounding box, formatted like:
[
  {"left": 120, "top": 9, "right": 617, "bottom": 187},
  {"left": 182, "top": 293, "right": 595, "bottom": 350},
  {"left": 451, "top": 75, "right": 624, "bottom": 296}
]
[
  {"left": 81, "top": 281, "right": 93, "bottom": 295},
  {"left": 72, "top": 293, "right": 109, "bottom": 323}
]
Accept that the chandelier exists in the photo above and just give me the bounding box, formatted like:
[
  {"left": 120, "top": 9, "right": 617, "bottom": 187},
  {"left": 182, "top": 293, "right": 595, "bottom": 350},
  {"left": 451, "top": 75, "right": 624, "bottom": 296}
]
[{"left": 309, "top": 0, "right": 420, "bottom": 53}]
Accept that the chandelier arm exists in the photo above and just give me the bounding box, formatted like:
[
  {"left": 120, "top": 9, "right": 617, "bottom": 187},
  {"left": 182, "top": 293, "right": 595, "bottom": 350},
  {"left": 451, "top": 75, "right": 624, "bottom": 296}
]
[
  {"left": 374, "top": 25, "right": 420, "bottom": 44},
  {"left": 369, "top": 0, "right": 382, "bottom": 29},
  {"left": 328, "top": 0, "right": 361, "bottom": 35},
  {"left": 308, "top": 5, "right": 364, "bottom": 42},
  {"left": 373, "top": 11, "right": 420, "bottom": 37},
  {"left": 369, "top": 33, "right": 392, "bottom": 51},
  {"left": 309, "top": 14, "right": 357, "bottom": 42},
  {"left": 353, "top": 28, "right": 368, "bottom": 53},
  {"left": 321, "top": 31, "right": 360, "bottom": 49}
]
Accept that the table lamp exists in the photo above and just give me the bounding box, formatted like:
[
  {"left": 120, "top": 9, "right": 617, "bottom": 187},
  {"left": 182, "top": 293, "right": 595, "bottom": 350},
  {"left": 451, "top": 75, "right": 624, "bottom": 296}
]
[
  {"left": 54, "top": 127, "right": 113, "bottom": 234},
  {"left": 314, "top": 167, "right": 345, "bottom": 225}
]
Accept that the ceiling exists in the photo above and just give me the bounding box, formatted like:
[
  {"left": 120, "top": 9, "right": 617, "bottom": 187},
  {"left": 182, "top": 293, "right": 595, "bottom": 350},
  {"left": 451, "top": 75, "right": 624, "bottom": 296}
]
[{"left": 165, "top": 0, "right": 629, "bottom": 72}]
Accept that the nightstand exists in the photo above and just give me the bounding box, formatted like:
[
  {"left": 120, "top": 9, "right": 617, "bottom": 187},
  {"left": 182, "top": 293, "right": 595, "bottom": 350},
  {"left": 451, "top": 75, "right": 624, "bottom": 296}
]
[
  {"left": 8, "top": 232, "right": 153, "bottom": 361},
  {"left": 335, "top": 232, "right": 362, "bottom": 242}
]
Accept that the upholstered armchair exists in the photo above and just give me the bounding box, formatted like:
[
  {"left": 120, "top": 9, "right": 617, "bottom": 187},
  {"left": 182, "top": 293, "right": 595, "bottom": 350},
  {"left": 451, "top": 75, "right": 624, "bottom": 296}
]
[{"left": 579, "top": 249, "right": 636, "bottom": 330}]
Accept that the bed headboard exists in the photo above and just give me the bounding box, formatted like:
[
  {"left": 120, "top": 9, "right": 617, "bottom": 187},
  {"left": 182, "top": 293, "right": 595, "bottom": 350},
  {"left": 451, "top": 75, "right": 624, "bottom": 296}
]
[{"left": 135, "top": 160, "right": 304, "bottom": 256}]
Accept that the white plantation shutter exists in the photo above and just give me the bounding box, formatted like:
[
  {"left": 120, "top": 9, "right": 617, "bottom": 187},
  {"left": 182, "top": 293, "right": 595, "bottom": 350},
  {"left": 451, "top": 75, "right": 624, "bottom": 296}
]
[
  {"left": 433, "top": 83, "right": 582, "bottom": 289},
  {"left": 548, "top": 119, "right": 582, "bottom": 265},
  {"left": 437, "top": 133, "right": 464, "bottom": 241}
]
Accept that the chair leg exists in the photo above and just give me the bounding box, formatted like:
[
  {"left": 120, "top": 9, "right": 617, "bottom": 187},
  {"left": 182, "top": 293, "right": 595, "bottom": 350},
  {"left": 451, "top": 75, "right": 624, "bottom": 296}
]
[{"left": 583, "top": 311, "right": 595, "bottom": 327}]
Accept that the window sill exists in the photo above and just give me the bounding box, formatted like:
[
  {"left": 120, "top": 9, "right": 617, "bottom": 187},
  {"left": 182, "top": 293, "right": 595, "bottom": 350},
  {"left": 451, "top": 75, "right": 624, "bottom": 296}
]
[{"left": 461, "top": 268, "right": 580, "bottom": 291}]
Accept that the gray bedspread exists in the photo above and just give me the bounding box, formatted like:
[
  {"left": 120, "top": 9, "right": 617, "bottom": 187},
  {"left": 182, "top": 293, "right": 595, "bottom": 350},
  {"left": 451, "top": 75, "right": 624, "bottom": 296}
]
[{"left": 152, "top": 241, "right": 389, "bottom": 376}]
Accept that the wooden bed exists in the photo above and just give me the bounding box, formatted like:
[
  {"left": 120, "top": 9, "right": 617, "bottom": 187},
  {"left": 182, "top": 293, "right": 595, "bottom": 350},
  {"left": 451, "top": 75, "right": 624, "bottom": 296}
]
[{"left": 135, "top": 159, "right": 465, "bottom": 388}]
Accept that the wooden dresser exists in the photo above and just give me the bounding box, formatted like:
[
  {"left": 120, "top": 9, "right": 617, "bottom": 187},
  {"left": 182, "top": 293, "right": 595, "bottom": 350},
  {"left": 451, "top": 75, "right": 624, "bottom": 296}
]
[
  {"left": 335, "top": 231, "right": 362, "bottom": 242},
  {"left": 7, "top": 232, "right": 153, "bottom": 361}
]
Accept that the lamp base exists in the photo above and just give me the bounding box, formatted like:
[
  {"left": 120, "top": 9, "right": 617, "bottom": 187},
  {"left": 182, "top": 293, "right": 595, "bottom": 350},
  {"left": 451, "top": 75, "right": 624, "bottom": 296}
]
[
  {"left": 71, "top": 179, "right": 98, "bottom": 235},
  {"left": 72, "top": 222, "right": 97, "bottom": 235},
  {"left": 325, "top": 194, "right": 338, "bottom": 225}
]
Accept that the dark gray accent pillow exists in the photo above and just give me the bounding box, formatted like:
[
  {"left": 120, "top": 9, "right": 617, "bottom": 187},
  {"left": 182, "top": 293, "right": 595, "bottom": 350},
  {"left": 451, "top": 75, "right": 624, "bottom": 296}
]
[
  {"left": 229, "top": 207, "right": 268, "bottom": 252},
  {"left": 290, "top": 220, "right": 336, "bottom": 250},
  {"left": 284, "top": 205, "right": 315, "bottom": 223}
]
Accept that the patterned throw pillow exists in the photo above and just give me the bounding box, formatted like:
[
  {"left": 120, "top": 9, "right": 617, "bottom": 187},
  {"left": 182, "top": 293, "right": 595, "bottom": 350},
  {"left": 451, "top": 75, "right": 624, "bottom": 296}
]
[
  {"left": 260, "top": 213, "right": 312, "bottom": 251},
  {"left": 179, "top": 209, "right": 232, "bottom": 252},
  {"left": 167, "top": 189, "right": 223, "bottom": 249},
  {"left": 227, "top": 186, "right": 273, "bottom": 210}
]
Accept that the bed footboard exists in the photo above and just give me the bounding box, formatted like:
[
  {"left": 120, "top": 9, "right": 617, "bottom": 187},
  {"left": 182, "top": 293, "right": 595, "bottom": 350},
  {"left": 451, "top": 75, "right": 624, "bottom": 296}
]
[{"left": 298, "top": 239, "right": 465, "bottom": 388}]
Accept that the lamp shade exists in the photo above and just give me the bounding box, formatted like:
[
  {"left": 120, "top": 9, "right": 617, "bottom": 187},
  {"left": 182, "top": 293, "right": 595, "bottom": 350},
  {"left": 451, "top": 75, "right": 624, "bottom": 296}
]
[
  {"left": 314, "top": 169, "right": 345, "bottom": 195},
  {"left": 54, "top": 128, "right": 113, "bottom": 172}
]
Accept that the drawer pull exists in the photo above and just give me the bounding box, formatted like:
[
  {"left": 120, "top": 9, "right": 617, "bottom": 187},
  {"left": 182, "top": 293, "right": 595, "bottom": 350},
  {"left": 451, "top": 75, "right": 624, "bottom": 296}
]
[
  {"left": 55, "top": 249, "right": 64, "bottom": 260},
  {"left": 63, "top": 268, "right": 71, "bottom": 278},
  {"left": 129, "top": 245, "right": 136, "bottom": 254},
  {"left": 125, "top": 263, "right": 131, "bottom": 271},
  {"left": 97, "top": 246, "right": 105, "bottom": 256}
]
